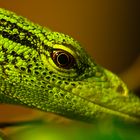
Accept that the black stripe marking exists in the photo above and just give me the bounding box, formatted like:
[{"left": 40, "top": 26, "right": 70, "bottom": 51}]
[{"left": 0, "top": 19, "right": 42, "bottom": 51}]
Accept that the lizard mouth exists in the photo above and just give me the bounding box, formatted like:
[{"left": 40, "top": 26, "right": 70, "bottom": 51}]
[
  {"left": 76, "top": 92, "right": 140, "bottom": 123},
  {"left": 68, "top": 69, "right": 140, "bottom": 123},
  {"left": 48, "top": 78, "right": 140, "bottom": 123}
]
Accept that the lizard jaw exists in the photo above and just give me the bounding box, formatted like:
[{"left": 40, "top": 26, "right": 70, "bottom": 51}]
[{"left": 70, "top": 69, "right": 140, "bottom": 123}]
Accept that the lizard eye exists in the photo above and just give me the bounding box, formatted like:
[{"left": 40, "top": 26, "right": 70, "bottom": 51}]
[{"left": 51, "top": 49, "right": 76, "bottom": 69}]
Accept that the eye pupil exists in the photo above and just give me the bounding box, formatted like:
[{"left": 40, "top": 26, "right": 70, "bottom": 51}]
[
  {"left": 51, "top": 49, "right": 75, "bottom": 69},
  {"left": 57, "top": 53, "right": 69, "bottom": 65}
]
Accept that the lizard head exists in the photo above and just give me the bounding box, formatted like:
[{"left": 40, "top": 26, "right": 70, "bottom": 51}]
[
  {"left": 0, "top": 8, "right": 139, "bottom": 123},
  {"left": 2, "top": 31, "right": 140, "bottom": 123},
  {"left": 34, "top": 31, "right": 139, "bottom": 123}
]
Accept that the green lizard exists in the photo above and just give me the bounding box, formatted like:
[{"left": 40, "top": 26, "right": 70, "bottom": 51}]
[{"left": 0, "top": 8, "right": 140, "bottom": 128}]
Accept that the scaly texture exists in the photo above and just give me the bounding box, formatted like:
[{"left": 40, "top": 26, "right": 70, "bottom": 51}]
[{"left": 0, "top": 8, "right": 140, "bottom": 123}]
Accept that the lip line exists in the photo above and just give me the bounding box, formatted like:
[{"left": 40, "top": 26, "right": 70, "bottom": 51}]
[{"left": 74, "top": 92, "right": 140, "bottom": 122}]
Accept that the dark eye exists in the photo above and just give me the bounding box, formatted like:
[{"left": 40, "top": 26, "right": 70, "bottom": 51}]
[{"left": 51, "top": 49, "right": 76, "bottom": 69}]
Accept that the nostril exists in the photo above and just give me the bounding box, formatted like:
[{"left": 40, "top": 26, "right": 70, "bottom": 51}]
[{"left": 116, "top": 85, "right": 125, "bottom": 95}]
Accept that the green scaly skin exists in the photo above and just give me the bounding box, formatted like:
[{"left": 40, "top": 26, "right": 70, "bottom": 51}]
[{"left": 0, "top": 8, "right": 140, "bottom": 126}]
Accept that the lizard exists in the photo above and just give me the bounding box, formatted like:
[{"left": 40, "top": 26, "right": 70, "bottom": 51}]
[{"left": 0, "top": 8, "right": 140, "bottom": 128}]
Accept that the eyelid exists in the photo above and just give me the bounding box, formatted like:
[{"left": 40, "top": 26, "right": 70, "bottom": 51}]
[{"left": 51, "top": 44, "right": 77, "bottom": 58}]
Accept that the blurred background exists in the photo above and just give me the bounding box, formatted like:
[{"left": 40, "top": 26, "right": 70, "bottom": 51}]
[{"left": 0, "top": 0, "right": 140, "bottom": 138}]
